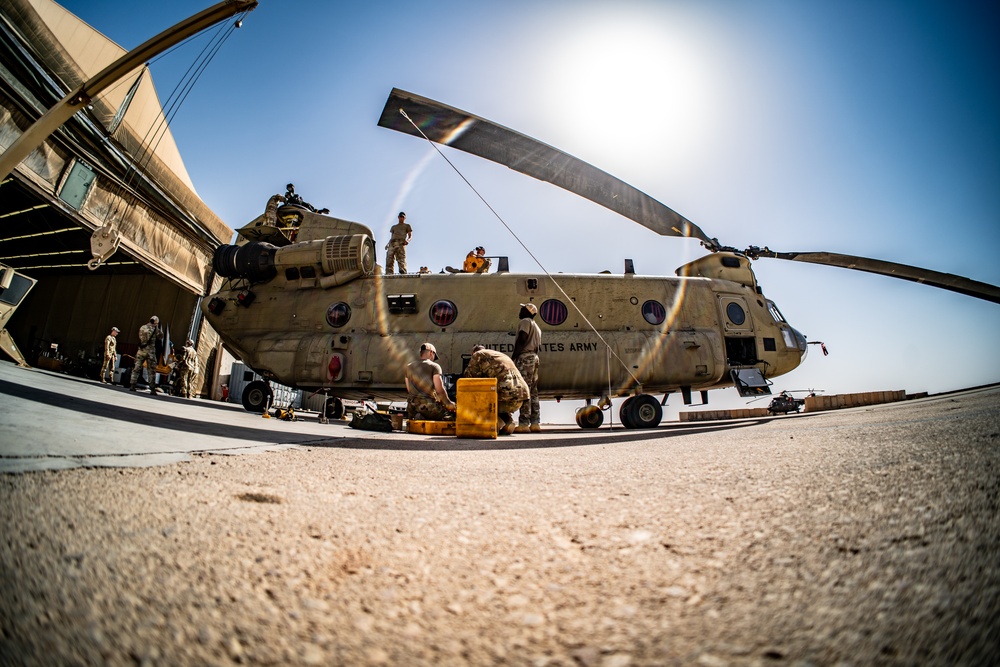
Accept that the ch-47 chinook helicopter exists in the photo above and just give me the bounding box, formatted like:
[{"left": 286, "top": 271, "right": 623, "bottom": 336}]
[{"left": 201, "top": 88, "right": 1000, "bottom": 429}]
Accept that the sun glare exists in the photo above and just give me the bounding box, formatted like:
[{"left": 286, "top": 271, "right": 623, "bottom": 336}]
[{"left": 535, "top": 11, "right": 718, "bottom": 163}]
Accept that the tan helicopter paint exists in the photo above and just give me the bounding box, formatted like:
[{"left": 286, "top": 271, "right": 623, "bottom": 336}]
[{"left": 202, "top": 210, "right": 807, "bottom": 410}]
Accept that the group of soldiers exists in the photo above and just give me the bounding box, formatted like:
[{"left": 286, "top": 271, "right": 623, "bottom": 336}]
[
  {"left": 99, "top": 315, "right": 199, "bottom": 398},
  {"left": 404, "top": 303, "right": 542, "bottom": 435}
]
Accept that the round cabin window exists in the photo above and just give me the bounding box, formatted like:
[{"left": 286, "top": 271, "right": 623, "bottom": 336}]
[
  {"left": 429, "top": 300, "right": 458, "bottom": 327},
  {"left": 326, "top": 302, "right": 351, "bottom": 328},
  {"left": 726, "top": 302, "right": 746, "bottom": 326},
  {"left": 642, "top": 300, "right": 666, "bottom": 325},
  {"left": 539, "top": 299, "right": 567, "bottom": 326}
]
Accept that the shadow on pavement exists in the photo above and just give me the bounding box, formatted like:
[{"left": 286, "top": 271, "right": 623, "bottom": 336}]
[
  {"left": 0, "top": 378, "right": 328, "bottom": 446},
  {"left": 308, "top": 419, "right": 766, "bottom": 452}
]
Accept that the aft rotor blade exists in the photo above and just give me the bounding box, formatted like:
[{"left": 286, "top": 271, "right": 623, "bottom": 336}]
[
  {"left": 758, "top": 250, "right": 1000, "bottom": 304},
  {"left": 378, "top": 88, "right": 713, "bottom": 243}
]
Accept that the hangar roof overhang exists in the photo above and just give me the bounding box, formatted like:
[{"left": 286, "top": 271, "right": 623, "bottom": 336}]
[{"left": 0, "top": 0, "right": 234, "bottom": 293}]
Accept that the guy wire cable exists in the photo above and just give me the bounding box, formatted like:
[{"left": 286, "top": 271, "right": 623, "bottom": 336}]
[
  {"left": 399, "top": 107, "right": 642, "bottom": 389},
  {"left": 93, "top": 14, "right": 248, "bottom": 243}
]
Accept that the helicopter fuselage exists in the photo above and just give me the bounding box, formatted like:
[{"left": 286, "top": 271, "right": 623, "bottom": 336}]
[{"left": 202, "top": 215, "right": 808, "bottom": 406}]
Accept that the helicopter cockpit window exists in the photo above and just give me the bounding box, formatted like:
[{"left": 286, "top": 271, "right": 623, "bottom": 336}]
[
  {"left": 429, "top": 300, "right": 458, "bottom": 327},
  {"left": 726, "top": 302, "right": 746, "bottom": 326},
  {"left": 326, "top": 302, "right": 351, "bottom": 328},
  {"left": 540, "top": 299, "right": 567, "bottom": 326},
  {"left": 642, "top": 300, "right": 666, "bottom": 325},
  {"left": 766, "top": 300, "right": 786, "bottom": 323}
]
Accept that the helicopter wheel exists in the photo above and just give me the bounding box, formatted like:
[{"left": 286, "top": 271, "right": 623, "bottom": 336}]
[
  {"left": 619, "top": 396, "right": 637, "bottom": 429},
  {"left": 575, "top": 405, "right": 604, "bottom": 429},
  {"left": 625, "top": 394, "right": 662, "bottom": 429},
  {"left": 325, "top": 397, "right": 345, "bottom": 420},
  {"left": 241, "top": 380, "right": 273, "bottom": 413}
]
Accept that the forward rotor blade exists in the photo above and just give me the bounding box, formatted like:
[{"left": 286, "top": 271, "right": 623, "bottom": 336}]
[
  {"left": 756, "top": 250, "right": 1000, "bottom": 304},
  {"left": 378, "top": 88, "right": 712, "bottom": 243}
]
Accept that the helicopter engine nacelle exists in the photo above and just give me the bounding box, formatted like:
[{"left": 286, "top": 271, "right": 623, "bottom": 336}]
[{"left": 213, "top": 234, "right": 376, "bottom": 287}]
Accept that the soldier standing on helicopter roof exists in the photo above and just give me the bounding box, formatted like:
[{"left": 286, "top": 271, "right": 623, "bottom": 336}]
[
  {"left": 385, "top": 211, "right": 412, "bottom": 274},
  {"left": 130, "top": 315, "right": 163, "bottom": 394},
  {"left": 513, "top": 303, "right": 542, "bottom": 432}
]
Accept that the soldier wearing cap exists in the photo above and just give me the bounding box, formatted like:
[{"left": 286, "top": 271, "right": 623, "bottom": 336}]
[
  {"left": 385, "top": 211, "right": 412, "bottom": 275},
  {"left": 464, "top": 345, "right": 529, "bottom": 435},
  {"left": 176, "top": 338, "right": 199, "bottom": 398},
  {"left": 100, "top": 326, "right": 119, "bottom": 384},
  {"left": 513, "top": 303, "right": 542, "bottom": 432},
  {"left": 404, "top": 342, "right": 455, "bottom": 420},
  {"left": 130, "top": 316, "right": 163, "bottom": 394},
  {"left": 462, "top": 246, "right": 491, "bottom": 273}
]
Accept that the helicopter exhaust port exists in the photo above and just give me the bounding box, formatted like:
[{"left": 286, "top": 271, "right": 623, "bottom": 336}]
[
  {"left": 213, "top": 242, "right": 278, "bottom": 282},
  {"left": 212, "top": 235, "right": 376, "bottom": 286}
]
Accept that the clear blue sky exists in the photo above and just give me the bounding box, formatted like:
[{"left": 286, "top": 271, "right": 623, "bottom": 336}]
[{"left": 61, "top": 0, "right": 1000, "bottom": 419}]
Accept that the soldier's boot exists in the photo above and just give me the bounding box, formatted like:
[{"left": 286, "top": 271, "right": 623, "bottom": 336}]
[
  {"left": 530, "top": 423, "right": 541, "bottom": 433},
  {"left": 129, "top": 384, "right": 137, "bottom": 392},
  {"left": 514, "top": 424, "right": 531, "bottom": 434},
  {"left": 150, "top": 386, "right": 160, "bottom": 395}
]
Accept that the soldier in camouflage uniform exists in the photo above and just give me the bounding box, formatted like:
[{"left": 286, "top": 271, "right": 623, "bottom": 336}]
[
  {"left": 385, "top": 212, "right": 412, "bottom": 275},
  {"left": 464, "top": 345, "right": 529, "bottom": 436},
  {"left": 130, "top": 315, "right": 163, "bottom": 394},
  {"left": 513, "top": 303, "right": 542, "bottom": 432},
  {"left": 99, "top": 326, "right": 119, "bottom": 383},
  {"left": 404, "top": 342, "right": 455, "bottom": 420},
  {"left": 176, "top": 338, "right": 199, "bottom": 398},
  {"left": 263, "top": 193, "right": 285, "bottom": 226}
]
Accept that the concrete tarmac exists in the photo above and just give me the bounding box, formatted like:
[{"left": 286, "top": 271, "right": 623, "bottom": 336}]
[{"left": 1, "top": 360, "right": 998, "bottom": 666}]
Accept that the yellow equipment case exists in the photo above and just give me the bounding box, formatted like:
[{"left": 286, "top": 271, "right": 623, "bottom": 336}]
[
  {"left": 455, "top": 377, "right": 498, "bottom": 439},
  {"left": 407, "top": 420, "right": 456, "bottom": 435}
]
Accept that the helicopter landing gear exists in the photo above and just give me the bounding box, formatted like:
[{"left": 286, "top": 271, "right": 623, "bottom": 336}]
[
  {"left": 242, "top": 380, "right": 273, "bottom": 413},
  {"left": 575, "top": 404, "right": 604, "bottom": 429},
  {"left": 621, "top": 394, "right": 662, "bottom": 429},
  {"left": 325, "top": 396, "right": 345, "bottom": 420},
  {"left": 619, "top": 396, "right": 636, "bottom": 428}
]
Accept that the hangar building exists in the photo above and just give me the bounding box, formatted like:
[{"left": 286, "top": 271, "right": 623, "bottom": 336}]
[{"left": 0, "top": 0, "right": 234, "bottom": 395}]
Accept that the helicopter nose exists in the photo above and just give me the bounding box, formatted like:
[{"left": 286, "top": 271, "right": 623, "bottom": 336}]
[{"left": 791, "top": 327, "right": 809, "bottom": 358}]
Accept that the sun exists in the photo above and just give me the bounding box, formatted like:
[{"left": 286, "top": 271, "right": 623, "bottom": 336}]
[{"left": 534, "top": 9, "right": 719, "bottom": 165}]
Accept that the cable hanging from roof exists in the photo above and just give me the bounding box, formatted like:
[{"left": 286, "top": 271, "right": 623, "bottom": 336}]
[{"left": 88, "top": 10, "right": 253, "bottom": 268}]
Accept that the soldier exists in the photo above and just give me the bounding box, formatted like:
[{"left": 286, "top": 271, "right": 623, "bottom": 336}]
[
  {"left": 284, "top": 183, "right": 305, "bottom": 208},
  {"left": 464, "top": 344, "right": 529, "bottom": 436},
  {"left": 99, "top": 326, "right": 119, "bottom": 383},
  {"left": 284, "top": 183, "right": 326, "bottom": 214},
  {"left": 385, "top": 211, "right": 412, "bottom": 274},
  {"left": 176, "top": 338, "right": 199, "bottom": 398},
  {"left": 513, "top": 303, "right": 542, "bottom": 432},
  {"left": 404, "top": 342, "right": 456, "bottom": 420},
  {"left": 130, "top": 315, "right": 163, "bottom": 394},
  {"left": 462, "top": 246, "right": 491, "bottom": 273},
  {"left": 263, "top": 193, "right": 285, "bottom": 226}
]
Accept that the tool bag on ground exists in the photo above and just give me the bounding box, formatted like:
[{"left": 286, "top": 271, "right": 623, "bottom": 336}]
[{"left": 349, "top": 411, "right": 393, "bottom": 432}]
